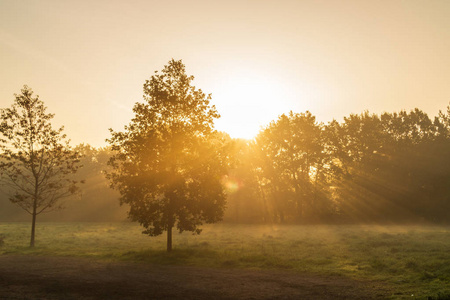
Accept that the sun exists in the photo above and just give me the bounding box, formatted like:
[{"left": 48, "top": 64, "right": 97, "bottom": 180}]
[{"left": 213, "top": 69, "right": 290, "bottom": 140}]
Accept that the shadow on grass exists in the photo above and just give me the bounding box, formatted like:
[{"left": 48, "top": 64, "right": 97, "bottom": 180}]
[
  {"left": 427, "top": 293, "right": 450, "bottom": 300},
  {"left": 117, "top": 246, "right": 296, "bottom": 271},
  {"left": 119, "top": 247, "right": 218, "bottom": 265},
  {"left": 118, "top": 249, "right": 299, "bottom": 274}
]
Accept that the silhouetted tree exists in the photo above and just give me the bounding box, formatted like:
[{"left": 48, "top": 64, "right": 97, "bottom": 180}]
[
  {"left": 0, "top": 86, "right": 82, "bottom": 247},
  {"left": 255, "top": 111, "right": 333, "bottom": 222},
  {"left": 327, "top": 108, "right": 450, "bottom": 223},
  {"left": 107, "top": 60, "right": 227, "bottom": 251},
  {"left": 325, "top": 112, "right": 395, "bottom": 221}
]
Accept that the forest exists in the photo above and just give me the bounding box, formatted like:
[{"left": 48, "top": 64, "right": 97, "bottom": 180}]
[{"left": 1, "top": 106, "right": 449, "bottom": 225}]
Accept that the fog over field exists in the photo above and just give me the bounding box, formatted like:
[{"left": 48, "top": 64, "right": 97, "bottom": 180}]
[{"left": 1, "top": 1, "right": 450, "bottom": 299}]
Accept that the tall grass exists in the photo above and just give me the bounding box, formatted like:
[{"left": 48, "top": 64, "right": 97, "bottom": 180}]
[{"left": 1, "top": 222, "right": 450, "bottom": 299}]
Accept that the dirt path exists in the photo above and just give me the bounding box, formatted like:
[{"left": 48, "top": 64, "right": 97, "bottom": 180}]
[{"left": 0, "top": 255, "right": 388, "bottom": 299}]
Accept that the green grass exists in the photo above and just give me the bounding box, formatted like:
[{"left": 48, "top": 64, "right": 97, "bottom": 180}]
[{"left": 1, "top": 222, "right": 450, "bottom": 299}]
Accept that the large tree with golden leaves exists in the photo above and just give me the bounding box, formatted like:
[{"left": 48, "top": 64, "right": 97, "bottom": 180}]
[{"left": 107, "top": 59, "right": 227, "bottom": 251}]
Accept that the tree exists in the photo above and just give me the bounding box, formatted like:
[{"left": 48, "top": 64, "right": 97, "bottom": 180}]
[
  {"left": 254, "top": 111, "right": 332, "bottom": 222},
  {"left": 107, "top": 59, "right": 227, "bottom": 252},
  {"left": 326, "top": 108, "right": 450, "bottom": 223},
  {"left": 0, "top": 86, "right": 82, "bottom": 247}
]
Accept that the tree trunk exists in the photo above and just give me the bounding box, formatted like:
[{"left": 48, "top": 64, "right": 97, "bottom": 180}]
[
  {"left": 293, "top": 178, "right": 303, "bottom": 221},
  {"left": 30, "top": 202, "right": 37, "bottom": 248},
  {"left": 31, "top": 172, "right": 39, "bottom": 248},
  {"left": 167, "top": 225, "right": 172, "bottom": 252},
  {"left": 279, "top": 210, "right": 285, "bottom": 223}
]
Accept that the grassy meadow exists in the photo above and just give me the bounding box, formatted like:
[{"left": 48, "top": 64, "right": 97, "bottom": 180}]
[{"left": 1, "top": 222, "right": 450, "bottom": 299}]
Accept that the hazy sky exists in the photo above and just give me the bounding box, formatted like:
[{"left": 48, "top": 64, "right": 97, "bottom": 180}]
[{"left": 1, "top": 0, "right": 449, "bottom": 146}]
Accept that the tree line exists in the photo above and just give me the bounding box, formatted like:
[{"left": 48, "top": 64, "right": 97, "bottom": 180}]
[
  {"left": 224, "top": 107, "right": 450, "bottom": 224},
  {"left": 1, "top": 59, "right": 449, "bottom": 250}
]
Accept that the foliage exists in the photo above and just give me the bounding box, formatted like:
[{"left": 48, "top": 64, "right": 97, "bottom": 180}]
[
  {"left": 253, "top": 111, "right": 336, "bottom": 223},
  {"left": 1, "top": 85, "right": 448, "bottom": 227},
  {"left": 0, "top": 86, "right": 82, "bottom": 246},
  {"left": 224, "top": 105, "right": 450, "bottom": 224},
  {"left": 107, "top": 60, "right": 227, "bottom": 251},
  {"left": 327, "top": 108, "right": 450, "bottom": 222}
]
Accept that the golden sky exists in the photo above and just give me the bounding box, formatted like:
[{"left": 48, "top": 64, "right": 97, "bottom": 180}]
[{"left": 1, "top": 0, "right": 449, "bottom": 146}]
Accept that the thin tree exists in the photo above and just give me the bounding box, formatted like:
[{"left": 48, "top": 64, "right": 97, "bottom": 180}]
[
  {"left": 0, "top": 86, "right": 82, "bottom": 247},
  {"left": 107, "top": 59, "right": 227, "bottom": 252}
]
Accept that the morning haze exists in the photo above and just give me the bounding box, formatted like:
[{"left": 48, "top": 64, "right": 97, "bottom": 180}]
[
  {"left": 1, "top": 0, "right": 449, "bottom": 145},
  {"left": 0, "top": 1, "right": 450, "bottom": 299}
]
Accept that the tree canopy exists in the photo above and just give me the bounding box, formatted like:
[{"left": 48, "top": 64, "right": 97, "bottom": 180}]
[
  {"left": 222, "top": 105, "right": 450, "bottom": 224},
  {"left": 107, "top": 59, "right": 227, "bottom": 251}
]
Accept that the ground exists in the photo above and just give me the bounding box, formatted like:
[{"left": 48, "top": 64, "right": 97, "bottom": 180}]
[{"left": 0, "top": 255, "right": 388, "bottom": 300}]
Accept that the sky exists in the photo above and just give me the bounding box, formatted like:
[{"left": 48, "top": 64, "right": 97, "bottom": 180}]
[{"left": 1, "top": 0, "right": 449, "bottom": 147}]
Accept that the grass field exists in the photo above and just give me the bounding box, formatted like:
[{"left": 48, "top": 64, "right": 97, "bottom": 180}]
[{"left": 1, "top": 222, "right": 450, "bottom": 299}]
